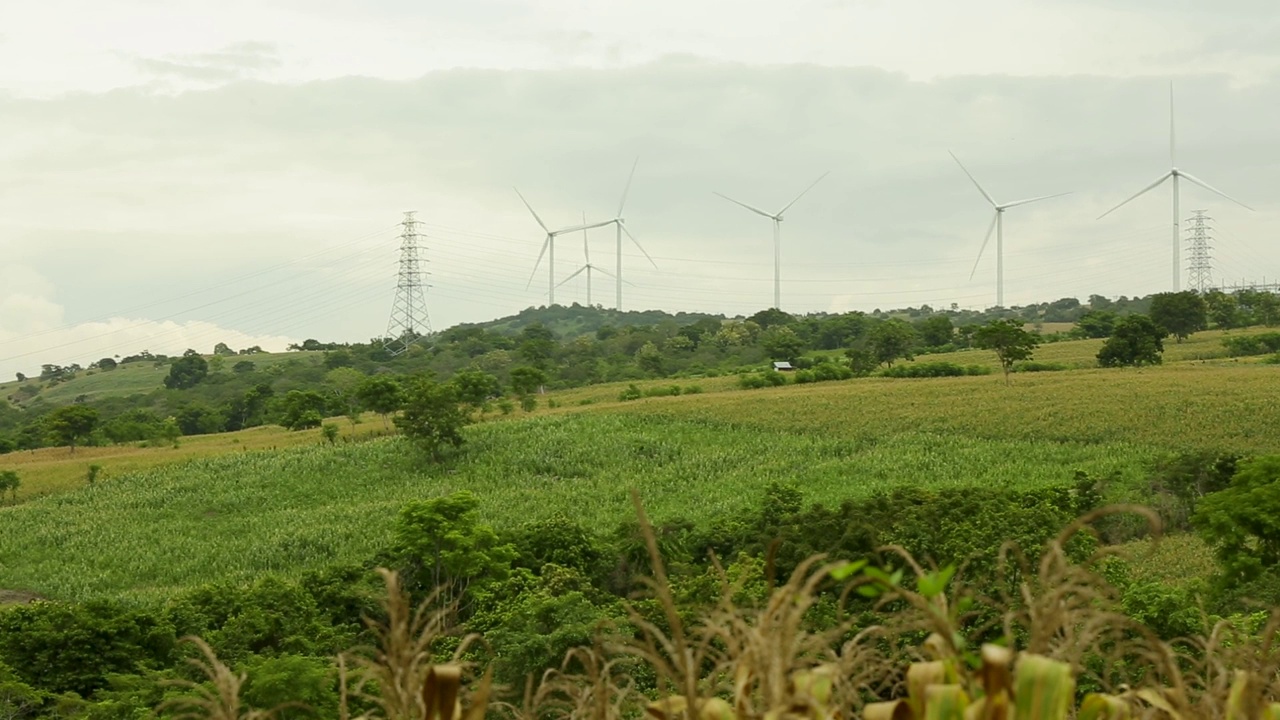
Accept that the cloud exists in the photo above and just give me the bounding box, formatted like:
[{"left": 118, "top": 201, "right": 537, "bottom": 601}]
[
  {"left": 128, "top": 41, "right": 282, "bottom": 84},
  {"left": 0, "top": 265, "right": 297, "bottom": 379},
  {"left": 0, "top": 59, "right": 1278, "bottom": 373}
]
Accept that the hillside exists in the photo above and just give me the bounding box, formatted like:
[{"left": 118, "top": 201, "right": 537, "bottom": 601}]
[{"left": 3, "top": 337, "right": 1279, "bottom": 600}]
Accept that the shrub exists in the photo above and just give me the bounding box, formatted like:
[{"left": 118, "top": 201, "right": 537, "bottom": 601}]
[
  {"left": 682, "top": 385, "right": 703, "bottom": 395},
  {"left": 813, "top": 363, "right": 853, "bottom": 381},
  {"left": 793, "top": 369, "right": 818, "bottom": 384},
  {"left": 618, "top": 384, "right": 643, "bottom": 401},
  {"left": 738, "top": 374, "right": 769, "bottom": 390},
  {"left": 643, "top": 385, "right": 682, "bottom": 398},
  {"left": 762, "top": 370, "right": 787, "bottom": 386},
  {"left": 881, "top": 362, "right": 991, "bottom": 378},
  {"left": 1222, "top": 332, "right": 1280, "bottom": 357}
]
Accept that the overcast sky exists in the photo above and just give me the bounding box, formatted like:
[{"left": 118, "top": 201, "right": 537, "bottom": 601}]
[{"left": 2, "top": 0, "right": 1279, "bottom": 378}]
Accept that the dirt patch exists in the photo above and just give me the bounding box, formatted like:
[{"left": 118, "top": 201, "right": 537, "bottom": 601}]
[{"left": 0, "top": 589, "right": 43, "bottom": 605}]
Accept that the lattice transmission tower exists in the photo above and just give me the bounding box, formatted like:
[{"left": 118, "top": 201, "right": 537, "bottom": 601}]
[
  {"left": 383, "top": 211, "right": 433, "bottom": 356},
  {"left": 1185, "top": 210, "right": 1213, "bottom": 293}
]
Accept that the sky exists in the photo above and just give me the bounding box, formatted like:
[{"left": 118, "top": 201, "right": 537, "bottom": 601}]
[{"left": 1, "top": 0, "right": 1279, "bottom": 378}]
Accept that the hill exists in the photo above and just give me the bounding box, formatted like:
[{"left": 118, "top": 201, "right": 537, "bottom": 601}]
[{"left": 449, "top": 303, "right": 726, "bottom": 339}]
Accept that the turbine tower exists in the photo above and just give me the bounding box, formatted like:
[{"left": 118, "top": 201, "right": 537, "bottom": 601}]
[
  {"left": 714, "top": 172, "right": 829, "bottom": 310},
  {"left": 515, "top": 190, "right": 614, "bottom": 305},
  {"left": 383, "top": 211, "right": 432, "bottom": 356},
  {"left": 599, "top": 158, "right": 657, "bottom": 311},
  {"left": 557, "top": 213, "right": 627, "bottom": 306},
  {"left": 949, "top": 152, "right": 1070, "bottom": 308},
  {"left": 1098, "top": 82, "right": 1253, "bottom": 292}
]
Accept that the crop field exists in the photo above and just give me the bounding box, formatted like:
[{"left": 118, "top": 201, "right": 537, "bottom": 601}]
[{"left": 0, "top": 409, "right": 1165, "bottom": 601}]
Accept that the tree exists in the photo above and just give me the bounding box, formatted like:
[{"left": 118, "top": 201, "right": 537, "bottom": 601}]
[
  {"left": 163, "top": 350, "right": 208, "bottom": 390},
  {"left": 517, "top": 323, "right": 557, "bottom": 368},
  {"left": 276, "top": 390, "right": 327, "bottom": 431},
  {"left": 1194, "top": 456, "right": 1280, "bottom": 586},
  {"left": 13, "top": 373, "right": 24, "bottom": 382},
  {"left": 391, "top": 491, "right": 516, "bottom": 613},
  {"left": 867, "top": 318, "right": 916, "bottom": 367},
  {"left": 509, "top": 366, "right": 548, "bottom": 397},
  {"left": 213, "top": 342, "right": 237, "bottom": 356},
  {"left": 0, "top": 470, "right": 18, "bottom": 502},
  {"left": 917, "top": 315, "right": 955, "bottom": 348},
  {"left": 356, "top": 376, "right": 403, "bottom": 428},
  {"left": 96, "top": 357, "right": 118, "bottom": 371},
  {"left": 321, "top": 424, "right": 339, "bottom": 445},
  {"left": 1148, "top": 291, "right": 1207, "bottom": 343},
  {"left": 233, "top": 360, "right": 257, "bottom": 374},
  {"left": 1097, "top": 314, "right": 1165, "bottom": 368},
  {"left": 45, "top": 405, "right": 99, "bottom": 453},
  {"left": 394, "top": 378, "right": 471, "bottom": 460},
  {"left": 973, "top": 319, "right": 1040, "bottom": 385},
  {"left": 1204, "top": 290, "right": 1243, "bottom": 330},
  {"left": 759, "top": 326, "right": 805, "bottom": 362},
  {"left": 747, "top": 308, "right": 795, "bottom": 329},
  {"left": 322, "top": 349, "right": 354, "bottom": 370},
  {"left": 1075, "top": 310, "right": 1117, "bottom": 338},
  {"left": 634, "top": 341, "right": 664, "bottom": 375},
  {"left": 450, "top": 370, "right": 501, "bottom": 409}
]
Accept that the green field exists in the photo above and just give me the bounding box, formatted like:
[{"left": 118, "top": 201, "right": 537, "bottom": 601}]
[{"left": 6, "top": 356, "right": 1280, "bottom": 601}]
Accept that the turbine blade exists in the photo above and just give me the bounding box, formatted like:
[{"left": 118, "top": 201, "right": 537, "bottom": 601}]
[
  {"left": 1179, "top": 171, "right": 1255, "bottom": 211},
  {"left": 969, "top": 213, "right": 998, "bottom": 281},
  {"left": 622, "top": 225, "right": 659, "bottom": 269},
  {"left": 949, "top": 151, "right": 997, "bottom": 208},
  {"left": 526, "top": 235, "right": 551, "bottom": 290},
  {"left": 582, "top": 212, "right": 590, "bottom": 264},
  {"left": 1170, "top": 81, "right": 1176, "bottom": 168},
  {"left": 555, "top": 266, "right": 587, "bottom": 288},
  {"left": 776, "top": 170, "right": 830, "bottom": 216},
  {"left": 514, "top": 187, "right": 549, "bottom": 232},
  {"left": 713, "top": 191, "right": 776, "bottom": 219},
  {"left": 593, "top": 265, "right": 620, "bottom": 280},
  {"left": 616, "top": 156, "right": 639, "bottom": 217},
  {"left": 1002, "top": 191, "right": 1072, "bottom": 209},
  {"left": 554, "top": 219, "right": 615, "bottom": 235},
  {"left": 1097, "top": 172, "right": 1173, "bottom": 219}
]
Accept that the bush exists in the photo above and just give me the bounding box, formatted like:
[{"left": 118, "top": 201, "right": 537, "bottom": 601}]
[
  {"left": 881, "top": 362, "right": 991, "bottom": 378},
  {"left": 793, "top": 369, "right": 818, "bottom": 384},
  {"left": 738, "top": 374, "right": 768, "bottom": 389},
  {"left": 682, "top": 385, "right": 703, "bottom": 395},
  {"left": 1222, "top": 332, "right": 1280, "bottom": 357},
  {"left": 1014, "top": 361, "right": 1070, "bottom": 373},
  {"left": 812, "top": 363, "right": 853, "bottom": 381},
  {"left": 643, "top": 385, "right": 682, "bottom": 398},
  {"left": 618, "top": 384, "right": 643, "bottom": 402},
  {"left": 762, "top": 370, "right": 787, "bottom": 386}
]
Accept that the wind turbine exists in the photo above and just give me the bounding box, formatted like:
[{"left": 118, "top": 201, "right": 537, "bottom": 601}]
[
  {"left": 557, "top": 213, "right": 627, "bottom": 306},
  {"left": 714, "top": 172, "right": 829, "bottom": 310},
  {"left": 949, "top": 152, "right": 1070, "bottom": 308},
  {"left": 1098, "top": 82, "right": 1253, "bottom": 292},
  {"left": 600, "top": 158, "right": 658, "bottom": 311},
  {"left": 515, "top": 189, "right": 614, "bottom": 305}
]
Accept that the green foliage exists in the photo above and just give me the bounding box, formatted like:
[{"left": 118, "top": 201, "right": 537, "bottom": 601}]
[
  {"left": 1097, "top": 314, "right": 1164, "bottom": 367},
  {"left": 1194, "top": 456, "right": 1280, "bottom": 586},
  {"left": 355, "top": 376, "right": 403, "bottom": 425},
  {"left": 643, "top": 384, "right": 682, "bottom": 398},
  {"left": 393, "top": 377, "right": 470, "bottom": 460},
  {"left": 96, "top": 357, "right": 118, "bottom": 371},
  {"left": 0, "top": 600, "right": 176, "bottom": 696},
  {"left": 1221, "top": 332, "right": 1280, "bottom": 357},
  {"left": 738, "top": 370, "right": 789, "bottom": 389},
  {"left": 175, "top": 403, "right": 226, "bottom": 436},
  {"left": 1075, "top": 309, "right": 1117, "bottom": 338},
  {"left": 87, "top": 464, "right": 102, "bottom": 485},
  {"left": 1149, "top": 291, "right": 1208, "bottom": 342},
  {"left": 881, "top": 362, "right": 991, "bottom": 378},
  {"left": 449, "top": 370, "right": 501, "bottom": 408},
  {"left": 321, "top": 424, "right": 339, "bottom": 445},
  {"left": 759, "top": 326, "right": 805, "bottom": 361},
  {"left": 1205, "top": 289, "right": 1244, "bottom": 329},
  {"left": 868, "top": 318, "right": 917, "bottom": 367},
  {"left": 277, "top": 390, "right": 328, "bottom": 431},
  {"left": 635, "top": 341, "right": 665, "bottom": 375},
  {"left": 163, "top": 351, "right": 209, "bottom": 390},
  {"left": 917, "top": 315, "right": 955, "bottom": 348},
  {"left": 510, "top": 366, "right": 548, "bottom": 397},
  {"left": 239, "top": 653, "right": 339, "bottom": 720},
  {"left": 618, "top": 384, "right": 643, "bottom": 402},
  {"left": 844, "top": 347, "right": 878, "bottom": 377},
  {"left": 0, "top": 469, "right": 18, "bottom": 502},
  {"left": 520, "top": 395, "right": 538, "bottom": 412},
  {"left": 1014, "top": 361, "right": 1069, "bottom": 373},
  {"left": 973, "top": 319, "right": 1040, "bottom": 384},
  {"left": 45, "top": 404, "right": 100, "bottom": 451},
  {"left": 390, "top": 491, "right": 516, "bottom": 612}
]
